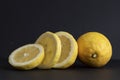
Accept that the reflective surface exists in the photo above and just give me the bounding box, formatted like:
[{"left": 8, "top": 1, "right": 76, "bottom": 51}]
[{"left": 0, "top": 58, "right": 120, "bottom": 80}]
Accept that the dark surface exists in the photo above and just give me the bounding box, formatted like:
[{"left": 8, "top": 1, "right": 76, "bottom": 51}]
[{"left": 0, "top": 59, "right": 120, "bottom": 80}]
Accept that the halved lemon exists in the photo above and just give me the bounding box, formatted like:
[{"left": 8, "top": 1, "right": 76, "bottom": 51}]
[
  {"left": 53, "top": 31, "right": 78, "bottom": 68},
  {"left": 8, "top": 44, "right": 44, "bottom": 70},
  {"left": 35, "top": 31, "right": 61, "bottom": 69}
]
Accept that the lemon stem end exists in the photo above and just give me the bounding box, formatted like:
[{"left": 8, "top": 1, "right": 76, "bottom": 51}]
[{"left": 91, "top": 53, "right": 97, "bottom": 58}]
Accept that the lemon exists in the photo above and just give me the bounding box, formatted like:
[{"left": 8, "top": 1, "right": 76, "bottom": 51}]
[
  {"left": 35, "top": 31, "right": 61, "bottom": 69},
  {"left": 8, "top": 44, "right": 44, "bottom": 70},
  {"left": 77, "top": 32, "right": 112, "bottom": 67},
  {"left": 53, "top": 31, "right": 78, "bottom": 68}
]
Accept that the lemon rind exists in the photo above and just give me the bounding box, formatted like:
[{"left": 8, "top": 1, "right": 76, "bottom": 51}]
[
  {"left": 8, "top": 44, "right": 44, "bottom": 70},
  {"left": 35, "top": 31, "right": 61, "bottom": 69},
  {"left": 53, "top": 31, "right": 78, "bottom": 68}
]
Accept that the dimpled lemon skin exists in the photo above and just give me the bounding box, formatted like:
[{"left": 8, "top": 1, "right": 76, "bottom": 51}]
[{"left": 77, "top": 32, "right": 112, "bottom": 67}]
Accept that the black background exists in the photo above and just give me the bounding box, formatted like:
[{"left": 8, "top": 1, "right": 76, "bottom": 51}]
[
  {"left": 1, "top": 0, "right": 120, "bottom": 80},
  {"left": 1, "top": 0, "right": 120, "bottom": 59}
]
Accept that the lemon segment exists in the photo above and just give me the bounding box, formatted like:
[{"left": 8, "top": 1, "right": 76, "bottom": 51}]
[
  {"left": 8, "top": 44, "right": 44, "bottom": 70},
  {"left": 53, "top": 31, "right": 78, "bottom": 68},
  {"left": 35, "top": 31, "right": 61, "bottom": 69}
]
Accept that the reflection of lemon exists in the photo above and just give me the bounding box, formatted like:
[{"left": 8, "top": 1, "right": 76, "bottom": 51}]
[
  {"left": 53, "top": 31, "right": 78, "bottom": 68},
  {"left": 77, "top": 32, "right": 112, "bottom": 67},
  {"left": 35, "top": 31, "right": 61, "bottom": 69},
  {"left": 8, "top": 44, "right": 44, "bottom": 70}
]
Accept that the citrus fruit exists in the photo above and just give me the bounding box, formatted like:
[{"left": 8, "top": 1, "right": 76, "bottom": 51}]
[
  {"left": 53, "top": 31, "right": 78, "bottom": 68},
  {"left": 77, "top": 32, "right": 112, "bottom": 67},
  {"left": 8, "top": 44, "right": 44, "bottom": 70},
  {"left": 35, "top": 31, "right": 61, "bottom": 69}
]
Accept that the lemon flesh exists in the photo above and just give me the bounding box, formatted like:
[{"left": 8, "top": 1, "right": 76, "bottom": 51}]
[
  {"left": 77, "top": 32, "right": 112, "bottom": 67},
  {"left": 35, "top": 31, "right": 61, "bottom": 69},
  {"left": 8, "top": 44, "right": 44, "bottom": 70},
  {"left": 53, "top": 31, "right": 78, "bottom": 68}
]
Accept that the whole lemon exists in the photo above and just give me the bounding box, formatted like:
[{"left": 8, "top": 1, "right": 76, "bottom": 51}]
[{"left": 77, "top": 32, "right": 112, "bottom": 67}]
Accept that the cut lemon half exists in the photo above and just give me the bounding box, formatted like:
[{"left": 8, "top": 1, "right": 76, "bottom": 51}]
[
  {"left": 53, "top": 31, "right": 78, "bottom": 68},
  {"left": 8, "top": 44, "right": 44, "bottom": 70},
  {"left": 35, "top": 31, "right": 61, "bottom": 69}
]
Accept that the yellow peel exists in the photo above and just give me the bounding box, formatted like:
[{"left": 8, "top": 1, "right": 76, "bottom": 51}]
[
  {"left": 8, "top": 44, "right": 44, "bottom": 70},
  {"left": 35, "top": 31, "right": 61, "bottom": 69},
  {"left": 53, "top": 31, "right": 78, "bottom": 68}
]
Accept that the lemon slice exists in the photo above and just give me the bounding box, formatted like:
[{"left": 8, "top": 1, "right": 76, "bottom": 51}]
[
  {"left": 8, "top": 44, "right": 44, "bottom": 70},
  {"left": 53, "top": 31, "right": 78, "bottom": 68},
  {"left": 35, "top": 31, "right": 61, "bottom": 69}
]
